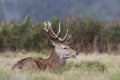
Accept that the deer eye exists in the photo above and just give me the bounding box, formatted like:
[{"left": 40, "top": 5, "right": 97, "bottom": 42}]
[{"left": 64, "top": 47, "right": 67, "bottom": 49}]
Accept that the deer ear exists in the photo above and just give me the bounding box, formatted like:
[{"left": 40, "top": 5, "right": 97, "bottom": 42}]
[{"left": 50, "top": 40, "right": 58, "bottom": 46}]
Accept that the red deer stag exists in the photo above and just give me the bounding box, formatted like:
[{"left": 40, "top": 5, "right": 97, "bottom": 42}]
[{"left": 12, "top": 21, "right": 77, "bottom": 70}]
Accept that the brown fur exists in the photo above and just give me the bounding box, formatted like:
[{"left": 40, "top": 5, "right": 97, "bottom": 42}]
[
  {"left": 12, "top": 57, "right": 39, "bottom": 70},
  {"left": 12, "top": 49, "right": 61, "bottom": 70},
  {"left": 35, "top": 50, "right": 60, "bottom": 69}
]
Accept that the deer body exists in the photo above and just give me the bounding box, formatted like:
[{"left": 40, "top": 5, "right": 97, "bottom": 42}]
[
  {"left": 12, "top": 21, "right": 77, "bottom": 71},
  {"left": 12, "top": 57, "right": 39, "bottom": 70},
  {"left": 12, "top": 42, "right": 77, "bottom": 70},
  {"left": 34, "top": 49, "right": 61, "bottom": 69}
]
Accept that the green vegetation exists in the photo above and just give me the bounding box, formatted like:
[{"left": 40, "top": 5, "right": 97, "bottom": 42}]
[
  {"left": 0, "top": 16, "right": 119, "bottom": 53},
  {"left": 53, "top": 61, "right": 106, "bottom": 74},
  {"left": 0, "top": 52, "right": 120, "bottom": 80}
]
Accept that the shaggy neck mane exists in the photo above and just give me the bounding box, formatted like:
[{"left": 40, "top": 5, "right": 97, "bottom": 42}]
[
  {"left": 48, "top": 48, "right": 61, "bottom": 68},
  {"left": 48, "top": 48, "right": 66, "bottom": 68}
]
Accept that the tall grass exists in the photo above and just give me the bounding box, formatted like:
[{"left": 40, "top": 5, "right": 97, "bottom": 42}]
[{"left": 0, "top": 52, "right": 120, "bottom": 80}]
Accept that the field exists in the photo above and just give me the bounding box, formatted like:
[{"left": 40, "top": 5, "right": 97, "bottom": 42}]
[{"left": 0, "top": 51, "right": 120, "bottom": 80}]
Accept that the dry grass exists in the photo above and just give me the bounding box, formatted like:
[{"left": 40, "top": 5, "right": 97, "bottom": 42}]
[{"left": 0, "top": 51, "right": 120, "bottom": 80}]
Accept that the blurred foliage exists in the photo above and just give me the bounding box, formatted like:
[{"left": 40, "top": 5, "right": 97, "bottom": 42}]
[{"left": 0, "top": 16, "right": 119, "bottom": 53}]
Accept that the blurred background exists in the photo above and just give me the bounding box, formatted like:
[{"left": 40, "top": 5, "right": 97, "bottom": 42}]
[
  {"left": 0, "top": 0, "right": 119, "bottom": 53},
  {"left": 0, "top": 0, "right": 120, "bottom": 21}
]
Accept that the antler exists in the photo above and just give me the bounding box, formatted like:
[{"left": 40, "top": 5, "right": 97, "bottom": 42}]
[{"left": 44, "top": 21, "right": 69, "bottom": 42}]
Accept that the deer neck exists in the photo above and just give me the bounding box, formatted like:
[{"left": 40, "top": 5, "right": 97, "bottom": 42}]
[{"left": 48, "top": 49, "right": 66, "bottom": 68}]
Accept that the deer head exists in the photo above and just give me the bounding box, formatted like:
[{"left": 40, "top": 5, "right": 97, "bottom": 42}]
[{"left": 44, "top": 21, "right": 77, "bottom": 66}]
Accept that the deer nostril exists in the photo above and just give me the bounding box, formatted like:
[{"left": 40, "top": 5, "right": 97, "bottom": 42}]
[{"left": 72, "top": 54, "right": 76, "bottom": 58}]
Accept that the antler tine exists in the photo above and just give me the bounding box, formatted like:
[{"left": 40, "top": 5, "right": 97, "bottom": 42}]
[
  {"left": 46, "top": 21, "right": 59, "bottom": 38},
  {"left": 43, "top": 22, "right": 49, "bottom": 32},
  {"left": 48, "top": 21, "right": 57, "bottom": 38},
  {"left": 56, "top": 22, "right": 61, "bottom": 37},
  {"left": 47, "top": 21, "right": 51, "bottom": 27},
  {"left": 67, "top": 34, "right": 72, "bottom": 41},
  {"left": 48, "top": 21, "right": 61, "bottom": 38},
  {"left": 58, "top": 28, "right": 68, "bottom": 42}
]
